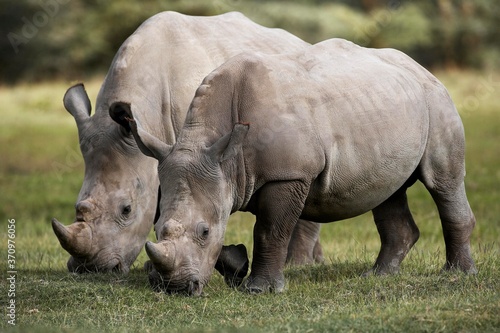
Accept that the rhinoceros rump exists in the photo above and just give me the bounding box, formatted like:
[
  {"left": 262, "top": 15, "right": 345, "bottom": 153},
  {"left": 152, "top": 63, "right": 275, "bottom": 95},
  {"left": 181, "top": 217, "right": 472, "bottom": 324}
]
[
  {"left": 52, "top": 12, "right": 323, "bottom": 277},
  {"left": 126, "top": 38, "right": 477, "bottom": 295}
]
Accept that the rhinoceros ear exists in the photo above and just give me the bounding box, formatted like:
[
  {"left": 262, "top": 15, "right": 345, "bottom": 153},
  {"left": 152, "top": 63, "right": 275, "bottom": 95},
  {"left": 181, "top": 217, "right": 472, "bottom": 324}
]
[
  {"left": 63, "top": 83, "right": 91, "bottom": 125},
  {"left": 117, "top": 102, "right": 172, "bottom": 161},
  {"left": 208, "top": 123, "right": 249, "bottom": 163},
  {"left": 132, "top": 123, "right": 172, "bottom": 161},
  {"left": 109, "top": 101, "right": 132, "bottom": 133}
]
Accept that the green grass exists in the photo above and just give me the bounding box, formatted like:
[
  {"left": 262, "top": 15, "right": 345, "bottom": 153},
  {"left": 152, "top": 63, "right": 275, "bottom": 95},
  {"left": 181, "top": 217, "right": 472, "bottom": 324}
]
[{"left": 1, "top": 71, "right": 499, "bottom": 333}]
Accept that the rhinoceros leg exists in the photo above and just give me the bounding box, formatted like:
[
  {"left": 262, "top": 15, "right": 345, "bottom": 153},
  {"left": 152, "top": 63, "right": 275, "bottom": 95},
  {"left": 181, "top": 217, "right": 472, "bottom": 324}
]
[
  {"left": 212, "top": 220, "right": 322, "bottom": 289},
  {"left": 286, "top": 219, "right": 323, "bottom": 265},
  {"left": 367, "top": 189, "right": 420, "bottom": 275},
  {"left": 243, "top": 180, "right": 309, "bottom": 294},
  {"left": 417, "top": 96, "right": 476, "bottom": 274},
  {"left": 216, "top": 220, "right": 322, "bottom": 289},
  {"left": 214, "top": 244, "right": 249, "bottom": 288},
  {"left": 427, "top": 182, "right": 477, "bottom": 273}
]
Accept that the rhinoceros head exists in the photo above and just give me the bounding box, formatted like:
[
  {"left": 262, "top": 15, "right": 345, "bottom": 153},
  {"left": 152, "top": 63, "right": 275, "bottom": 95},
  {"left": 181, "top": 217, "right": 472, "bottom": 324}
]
[
  {"left": 127, "top": 110, "right": 249, "bottom": 295},
  {"left": 52, "top": 84, "right": 159, "bottom": 274}
]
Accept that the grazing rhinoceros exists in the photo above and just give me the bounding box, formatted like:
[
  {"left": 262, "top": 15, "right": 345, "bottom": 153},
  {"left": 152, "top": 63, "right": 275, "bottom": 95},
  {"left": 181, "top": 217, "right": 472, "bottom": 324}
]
[
  {"left": 123, "top": 38, "right": 477, "bottom": 295},
  {"left": 51, "top": 11, "right": 323, "bottom": 279}
]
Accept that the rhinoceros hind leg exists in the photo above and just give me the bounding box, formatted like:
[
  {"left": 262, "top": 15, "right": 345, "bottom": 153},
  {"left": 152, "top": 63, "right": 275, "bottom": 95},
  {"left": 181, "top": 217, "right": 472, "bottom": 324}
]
[
  {"left": 426, "top": 182, "right": 477, "bottom": 274},
  {"left": 286, "top": 219, "right": 324, "bottom": 265},
  {"left": 367, "top": 189, "right": 420, "bottom": 276},
  {"left": 417, "top": 93, "right": 476, "bottom": 274}
]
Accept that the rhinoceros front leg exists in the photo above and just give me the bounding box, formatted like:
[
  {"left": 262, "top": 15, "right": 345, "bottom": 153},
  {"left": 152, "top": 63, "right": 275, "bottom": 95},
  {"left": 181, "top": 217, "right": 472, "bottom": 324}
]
[
  {"left": 213, "top": 219, "right": 322, "bottom": 289},
  {"left": 243, "top": 180, "right": 309, "bottom": 294},
  {"left": 366, "top": 188, "right": 420, "bottom": 276},
  {"left": 286, "top": 219, "right": 323, "bottom": 265},
  {"left": 214, "top": 244, "right": 249, "bottom": 288}
]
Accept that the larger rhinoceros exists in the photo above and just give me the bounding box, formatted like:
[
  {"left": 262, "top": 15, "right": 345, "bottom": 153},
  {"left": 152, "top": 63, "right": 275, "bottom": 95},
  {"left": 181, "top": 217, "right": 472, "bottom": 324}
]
[
  {"left": 51, "top": 11, "right": 323, "bottom": 276},
  {"left": 124, "top": 38, "right": 477, "bottom": 295}
]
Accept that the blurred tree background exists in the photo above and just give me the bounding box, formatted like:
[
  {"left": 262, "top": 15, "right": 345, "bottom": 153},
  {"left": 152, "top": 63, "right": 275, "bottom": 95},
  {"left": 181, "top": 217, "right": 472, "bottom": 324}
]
[{"left": 0, "top": 0, "right": 499, "bottom": 84}]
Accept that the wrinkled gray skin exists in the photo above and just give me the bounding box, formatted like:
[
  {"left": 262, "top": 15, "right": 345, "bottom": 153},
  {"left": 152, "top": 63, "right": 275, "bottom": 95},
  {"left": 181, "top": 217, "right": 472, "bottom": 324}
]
[
  {"left": 127, "top": 38, "right": 477, "bottom": 296},
  {"left": 51, "top": 11, "right": 323, "bottom": 276}
]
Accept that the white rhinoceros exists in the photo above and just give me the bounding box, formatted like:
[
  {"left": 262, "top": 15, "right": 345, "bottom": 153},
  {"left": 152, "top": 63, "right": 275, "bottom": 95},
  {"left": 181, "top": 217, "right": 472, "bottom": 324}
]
[
  {"left": 51, "top": 11, "right": 323, "bottom": 279},
  {"left": 125, "top": 38, "right": 477, "bottom": 295}
]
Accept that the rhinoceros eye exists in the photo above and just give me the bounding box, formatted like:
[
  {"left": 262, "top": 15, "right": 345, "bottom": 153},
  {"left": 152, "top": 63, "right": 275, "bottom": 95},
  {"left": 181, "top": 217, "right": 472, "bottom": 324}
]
[
  {"left": 196, "top": 222, "right": 210, "bottom": 240},
  {"left": 121, "top": 205, "right": 132, "bottom": 217}
]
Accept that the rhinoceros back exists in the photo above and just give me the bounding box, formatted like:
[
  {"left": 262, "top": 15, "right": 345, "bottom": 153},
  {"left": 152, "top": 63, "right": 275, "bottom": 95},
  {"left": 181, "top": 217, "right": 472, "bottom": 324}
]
[{"left": 94, "top": 11, "right": 309, "bottom": 143}]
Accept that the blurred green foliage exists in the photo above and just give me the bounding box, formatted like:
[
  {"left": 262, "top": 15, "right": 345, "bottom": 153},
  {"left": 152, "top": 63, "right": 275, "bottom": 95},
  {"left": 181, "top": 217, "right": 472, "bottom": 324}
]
[{"left": 1, "top": 0, "right": 499, "bottom": 83}]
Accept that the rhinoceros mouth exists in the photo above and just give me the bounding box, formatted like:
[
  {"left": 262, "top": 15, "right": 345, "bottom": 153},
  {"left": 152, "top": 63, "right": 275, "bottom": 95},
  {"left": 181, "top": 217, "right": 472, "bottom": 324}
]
[
  {"left": 67, "top": 255, "right": 126, "bottom": 274},
  {"left": 148, "top": 268, "right": 204, "bottom": 296}
]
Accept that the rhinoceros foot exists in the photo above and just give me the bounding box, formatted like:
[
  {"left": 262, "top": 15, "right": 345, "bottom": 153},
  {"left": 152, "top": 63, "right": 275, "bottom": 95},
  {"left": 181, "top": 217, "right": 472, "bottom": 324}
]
[
  {"left": 241, "top": 274, "right": 285, "bottom": 294},
  {"left": 362, "top": 262, "right": 402, "bottom": 277},
  {"left": 442, "top": 261, "right": 478, "bottom": 275},
  {"left": 214, "top": 244, "right": 249, "bottom": 288}
]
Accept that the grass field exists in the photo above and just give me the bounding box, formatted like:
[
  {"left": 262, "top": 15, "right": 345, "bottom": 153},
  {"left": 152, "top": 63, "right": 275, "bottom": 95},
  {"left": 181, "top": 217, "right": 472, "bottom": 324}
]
[{"left": 1, "top": 71, "right": 499, "bottom": 333}]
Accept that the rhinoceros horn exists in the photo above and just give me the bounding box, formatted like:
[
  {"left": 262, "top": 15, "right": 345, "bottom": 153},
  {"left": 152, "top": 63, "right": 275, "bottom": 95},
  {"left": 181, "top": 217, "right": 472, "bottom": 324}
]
[
  {"left": 145, "top": 241, "right": 175, "bottom": 272},
  {"left": 51, "top": 218, "right": 92, "bottom": 257}
]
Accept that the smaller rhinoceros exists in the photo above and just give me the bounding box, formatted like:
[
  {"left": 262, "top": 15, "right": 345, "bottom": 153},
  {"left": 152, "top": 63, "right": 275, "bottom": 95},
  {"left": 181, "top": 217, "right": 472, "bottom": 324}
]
[{"left": 122, "top": 38, "right": 476, "bottom": 295}]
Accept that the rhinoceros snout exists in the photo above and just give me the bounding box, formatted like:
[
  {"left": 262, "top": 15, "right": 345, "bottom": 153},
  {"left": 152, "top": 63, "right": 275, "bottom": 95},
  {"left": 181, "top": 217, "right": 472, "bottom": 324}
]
[
  {"left": 67, "top": 256, "right": 96, "bottom": 273},
  {"left": 66, "top": 256, "right": 127, "bottom": 274},
  {"left": 145, "top": 241, "right": 205, "bottom": 295},
  {"left": 187, "top": 278, "right": 202, "bottom": 296},
  {"left": 148, "top": 266, "right": 203, "bottom": 296}
]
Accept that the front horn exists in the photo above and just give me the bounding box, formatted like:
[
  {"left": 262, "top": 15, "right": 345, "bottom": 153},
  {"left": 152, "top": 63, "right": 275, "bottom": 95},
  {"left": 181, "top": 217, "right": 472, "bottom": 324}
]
[
  {"left": 145, "top": 241, "right": 176, "bottom": 272},
  {"left": 51, "top": 218, "right": 92, "bottom": 257}
]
